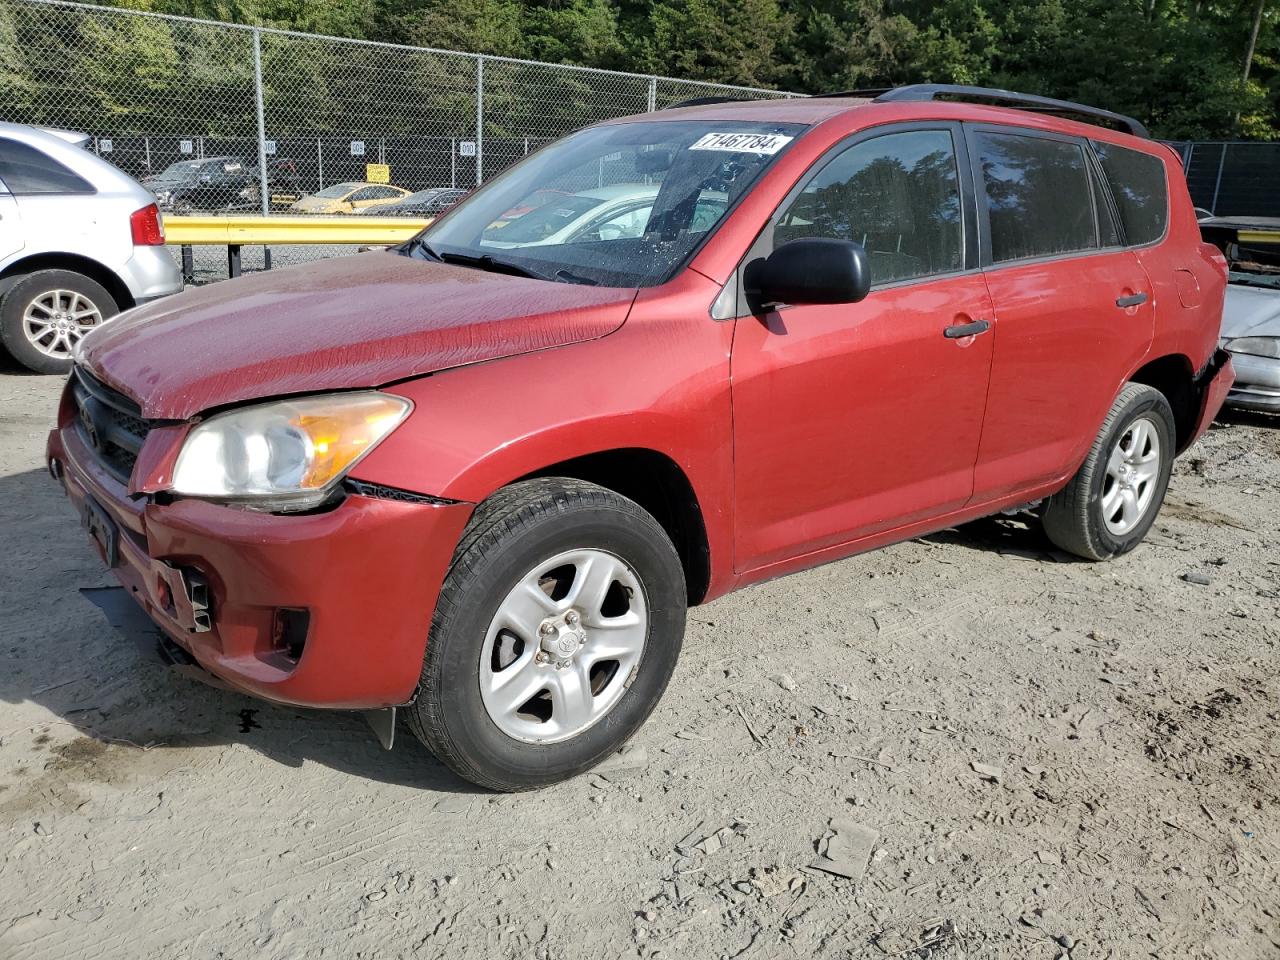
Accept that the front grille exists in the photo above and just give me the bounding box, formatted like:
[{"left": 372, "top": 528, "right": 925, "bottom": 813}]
[{"left": 71, "top": 366, "right": 153, "bottom": 483}]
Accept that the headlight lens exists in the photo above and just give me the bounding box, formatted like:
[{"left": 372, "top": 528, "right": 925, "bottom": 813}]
[
  {"left": 171, "top": 392, "right": 411, "bottom": 510},
  {"left": 1224, "top": 336, "right": 1280, "bottom": 359}
]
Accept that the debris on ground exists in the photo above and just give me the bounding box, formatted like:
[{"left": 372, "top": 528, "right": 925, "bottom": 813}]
[{"left": 808, "top": 818, "right": 879, "bottom": 881}]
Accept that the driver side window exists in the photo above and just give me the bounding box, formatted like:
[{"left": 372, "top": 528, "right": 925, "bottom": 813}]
[{"left": 775, "top": 130, "right": 964, "bottom": 285}]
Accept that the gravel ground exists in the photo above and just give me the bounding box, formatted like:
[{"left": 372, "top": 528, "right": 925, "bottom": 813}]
[{"left": 1, "top": 366, "right": 1278, "bottom": 960}]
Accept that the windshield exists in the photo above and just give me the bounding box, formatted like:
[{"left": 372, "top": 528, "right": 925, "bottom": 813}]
[
  {"left": 1230, "top": 268, "right": 1280, "bottom": 289},
  {"left": 314, "top": 182, "right": 361, "bottom": 199},
  {"left": 416, "top": 120, "right": 805, "bottom": 287}
]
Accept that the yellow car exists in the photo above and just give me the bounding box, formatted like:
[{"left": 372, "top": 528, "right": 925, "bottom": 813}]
[{"left": 290, "top": 182, "right": 410, "bottom": 214}]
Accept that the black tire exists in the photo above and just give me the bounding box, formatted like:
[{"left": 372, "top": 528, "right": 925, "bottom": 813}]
[
  {"left": 407, "top": 478, "right": 687, "bottom": 791},
  {"left": 0, "top": 269, "right": 119, "bottom": 375},
  {"left": 1042, "top": 383, "right": 1176, "bottom": 561}
]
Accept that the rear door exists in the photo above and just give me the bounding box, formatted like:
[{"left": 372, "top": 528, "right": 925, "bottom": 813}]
[
  {"left": 730, "top": 124, "right": 997, "bottom": 572},
  {"left": 967, "top": 126, "right": 1155, "bottom": 501}
]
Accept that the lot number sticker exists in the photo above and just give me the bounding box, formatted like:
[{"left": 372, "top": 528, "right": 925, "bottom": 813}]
[
  {"left": 350, "top": 140, "right": 365, "bottom": 157},
  {"left": 459, "top": 140, "right": 477, "bottom": 157},
  {"left": 689, "top": 132, "right": 793, "bottom": 155}
]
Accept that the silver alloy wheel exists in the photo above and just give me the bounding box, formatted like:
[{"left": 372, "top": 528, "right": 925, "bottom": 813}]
[
  {"left": 23, "top": 289, "right": 103, "bottom": 359},
  {"left": 479, "top": 548, "right": 648, "bottom": 744},
  {"left": 1101, "top": 415, "right": 1162, "bottom": 535}
]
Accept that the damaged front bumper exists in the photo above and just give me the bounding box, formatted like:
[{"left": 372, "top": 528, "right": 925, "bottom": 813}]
[{"left": 47, "top": 416, "right": 474, "bottom": 711}]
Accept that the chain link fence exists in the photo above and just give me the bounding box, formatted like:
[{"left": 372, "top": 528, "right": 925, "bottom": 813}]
[{"left": 0, "top": 0, "right": 796, "bottom": 279}]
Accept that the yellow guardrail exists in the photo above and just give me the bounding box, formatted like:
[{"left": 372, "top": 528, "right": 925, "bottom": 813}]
[
  {"left": 1239, "top": 230, "right": 1280, "bottom": 245},
  {"left": 162, "top": 214, "right": 432, "bottom": 246},
  {"left": 163, "top": 214, "right": 435, "bottom": 279}
]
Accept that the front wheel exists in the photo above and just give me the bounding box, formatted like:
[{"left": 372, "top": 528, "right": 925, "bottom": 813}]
[
  {"left": 0, "top": 269, "right": 118, "bottom": 374},
  {"left": 407, "top": 478, "right": 687, "bottom": 791},
  {"left": 1042, "top": 383, "right": 1175, "bottom": 560}
]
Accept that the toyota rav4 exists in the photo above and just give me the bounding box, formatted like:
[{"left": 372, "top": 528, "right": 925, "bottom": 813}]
[{"left": 47, "top": 86, "right": 1233, "bottom": 791}]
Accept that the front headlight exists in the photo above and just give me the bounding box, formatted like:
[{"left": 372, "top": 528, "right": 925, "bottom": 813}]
[
  {"left": 170, "top": 392, "right": 411, "bottom": 511},
  {"left": 1224, "top": 336, "right": 1280, "bottom": 359}
]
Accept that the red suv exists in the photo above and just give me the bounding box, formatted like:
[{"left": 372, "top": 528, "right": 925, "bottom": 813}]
[{"left": 47, "top": 86, "right": 1233, "bottom": 791}]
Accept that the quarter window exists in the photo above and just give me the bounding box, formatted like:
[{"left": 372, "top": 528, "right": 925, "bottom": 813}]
[
  {"left": 0, "top": 138, "right": 93, "bottom": 195},
  {"left": 774, "top": 130, "right": 964, "bottom": 285},
  {"left": 1092, "top": 141, "right": 1168, "bottom": 246},
  {"left": 973, "top": 131, "right": 1096, "bottom": 263}
]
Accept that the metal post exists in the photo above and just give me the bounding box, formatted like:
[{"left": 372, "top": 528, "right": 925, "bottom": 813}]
[
  {"left": 524, "top": 137, "right": 529, "bottom": 156},
  {"left": 144, "top": 136, "right": 151, "bottom": 174},
  {"left": 228, "top": 244, "right": 242, "bottom": 278},
  {"left": 475, "top": 56, "right": 484, "bottom": 186},
  {"left": 451, "top": 137, "right": 456, "bottom": 188},
  {"left": 181, "top": 245, "right": 194, "bottom": 285},
  {"left": 252, "top": 28, "right": 270, "bottom": 218},
  {"left": 317, "top": 138, "right": 324, "bottom": 190},
  {"left": 1211, "top": 143, "right": 1227, "bottom": 215},
  {"left": 647, "top": 77, "right": 657, "bottom": 113},
  {"left": 379, "top": 138, "right": 385, "bottom": 164}
]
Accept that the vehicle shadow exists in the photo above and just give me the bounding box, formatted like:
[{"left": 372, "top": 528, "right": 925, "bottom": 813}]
[
  {"left": 0, "top": 465, "right": 483, "bottom": 795},
  {"left": 1216, "top": 407, "right": 1280, "bottom": 430},
  {"left": 919, "top": 512, "right": 1075, "bottom": 562}
]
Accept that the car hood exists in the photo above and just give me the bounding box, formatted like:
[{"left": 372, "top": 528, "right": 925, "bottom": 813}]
[
  {"left": 80, "top": 252, "right": 636, "bottom": 420},
  {"left": 1222, "top": 282, "right": 1280, "bottom": 339}
]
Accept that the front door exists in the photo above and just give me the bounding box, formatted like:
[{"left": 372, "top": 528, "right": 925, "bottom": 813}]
[{"left": 730, "top": 125, "right": 995, "bottom": 573}]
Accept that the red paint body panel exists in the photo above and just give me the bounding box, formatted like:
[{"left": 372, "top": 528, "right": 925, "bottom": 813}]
[
  {"left": 730, "top": 275, "right": 996, "bottom": 571},
  {"left": 45, "top": 96, "right": 1231, "bottom": 711},
  {"left": 78, "top": 252, "right": 635, "bottom": 419},
  {"left": 973, "top": 251, "right": 1155, "bottom": 500}
]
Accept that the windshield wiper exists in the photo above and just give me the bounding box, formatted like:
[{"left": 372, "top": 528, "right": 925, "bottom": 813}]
[
  {"left": 437, "top": 251, "right": 553, "bottom": 282},
  {"left": 553, "top": 268, "right": 599, "bottom": 286},
  {"left": 402, "top": 235, "right": 443, "bottom": 262}
]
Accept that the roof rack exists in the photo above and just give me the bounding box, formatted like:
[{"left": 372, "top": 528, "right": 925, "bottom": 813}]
[
  {"left": 872, "top": 84, "right": 1149, "bottom": 138},
  {"left": 662, "top": 96, "right": 745, "bottom": 110}
]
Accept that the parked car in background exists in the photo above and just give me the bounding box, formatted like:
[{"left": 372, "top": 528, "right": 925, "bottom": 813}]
[
  {"left": 361, "top": 187, "right": 468, "bottom": 217},
  {"left": 0, "top": 122, "right": 181, "bottom": 373},
  {"left": 290, "top": 181, "right": 410, "bottom": 214},
  {"left": 48, "top": 87, "right": 1231, "bottom": 792},
  {"left": 144, "top": 156, "right": 303, "bottom": 214},
  {"left": 1201, "top": 216, "right": 1280, "bottom": 412},
  {"left": 481, "top": 184, "right": 726, "bottom": 248}
]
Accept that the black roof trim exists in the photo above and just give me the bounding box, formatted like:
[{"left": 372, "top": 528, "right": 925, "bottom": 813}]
[{"left": 872, "top": 84, "right": 1150, "bottom": 138}]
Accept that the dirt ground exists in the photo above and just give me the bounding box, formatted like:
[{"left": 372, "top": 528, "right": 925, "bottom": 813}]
[{"left": 1, "top": 366, "right": 1277, "bottom": 960}]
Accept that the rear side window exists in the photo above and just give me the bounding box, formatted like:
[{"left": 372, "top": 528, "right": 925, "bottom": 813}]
[
  {"left": 774, "top": 129, "right": 964, "bottom": 284},
  {"left": 973, "top": 131, "right": 1096, "bottom": 263},
  {"left": 1092, "top": 141, "right": 1168, "bottom": 246},
  {"left": 0, "top": 138, "right": 94, "bottom": 195}
]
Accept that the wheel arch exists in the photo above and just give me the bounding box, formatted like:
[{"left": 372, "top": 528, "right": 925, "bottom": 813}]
[
  {"left": 1126, "top": 352, "right": 1199, "bottom": 453},
  {"left": 0, "top": 252, "right": 134, "bottom": 309},
  {"left": 515, "top": 448, "right": 712, "bottom": 606}
]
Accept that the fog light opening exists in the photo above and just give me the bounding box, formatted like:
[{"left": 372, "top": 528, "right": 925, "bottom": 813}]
[{"left": 273, "top": 608, "right": 310, "bottom": 662}]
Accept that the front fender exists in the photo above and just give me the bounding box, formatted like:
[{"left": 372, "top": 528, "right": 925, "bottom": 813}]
[{"left": 349, "top": 289, "right": 736, "bottom": 587}]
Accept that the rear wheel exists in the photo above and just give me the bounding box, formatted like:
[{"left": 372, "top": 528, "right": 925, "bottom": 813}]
[
  {"left": 0, "top": 269, "right": 118, "bottom": 374},
  {"left": 1042, "top": 383, "right": 1175, "bottom": 560},
  {"left": 408, "top": 478, "right": 686, "bottom": 791}
]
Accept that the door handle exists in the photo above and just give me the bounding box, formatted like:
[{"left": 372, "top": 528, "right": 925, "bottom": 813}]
[
  {"left": 1115, "top": 292, "right": 1148, "bottom": 308},
  {"left": 943, "top": 318, "right": 991, "bottom": 339}
]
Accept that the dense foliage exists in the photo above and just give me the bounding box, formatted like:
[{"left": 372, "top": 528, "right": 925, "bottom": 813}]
[{"left": 9, "top": 0, "right": 1278, "bottom": 139}]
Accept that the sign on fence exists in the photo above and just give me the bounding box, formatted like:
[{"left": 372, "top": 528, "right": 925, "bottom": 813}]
[
  {"left": 365, "top": 163, "right": 390, "bottom": 184},
  {"left": 350, "top": 140, "right": 365, "bottom": 157},
  {"left": 264, "top": 140, "right": 277, "bottom": 155},
  {"left": 179, "top": 140, "right": 193, "bottom": 154},
  {"left": 459, "top": 140, "right": 477, "bottom": 157}
]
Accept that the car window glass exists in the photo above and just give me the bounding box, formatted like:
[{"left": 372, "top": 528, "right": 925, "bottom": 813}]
[
  {"left": 571, "top": 203, "right": 655, "bottom": 242},
  {"left": 372, "top": 186, "right": 401, "bottom": 199},
  {"left": 350, "top": 187, "right": 378, "bottom": 201},
  {"left": 0, "top": 138, "right": 94, "bottom": 194},
  {"left": 974, "top": 131, "right": 1096, "bottom": 263},
  {"left": 1092, "top": 141, "right": 1168, "bottom": 246},
  {"left": 774, "top": 129, "right": 964, "bottom": 285}
]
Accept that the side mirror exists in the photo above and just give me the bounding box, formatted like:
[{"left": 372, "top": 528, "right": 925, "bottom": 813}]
[{"left": 744, "top": 237, "right": 871, "bottom": 308}]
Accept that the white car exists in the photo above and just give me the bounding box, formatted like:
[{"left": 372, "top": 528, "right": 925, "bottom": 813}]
[
  {"left": 0, "top": 123, "right": 182, "bottom": 373},
  {"left": 480, "top": 184, "right": 662, "bottom": 249}
]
